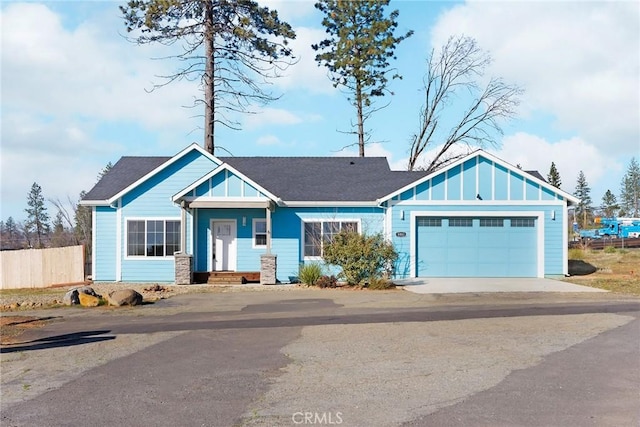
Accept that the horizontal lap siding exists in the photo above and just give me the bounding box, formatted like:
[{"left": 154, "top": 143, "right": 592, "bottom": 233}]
[
  {"left": 118, "top": 150, "right": 218, "bottom": 282},
  {"left": 278, "top": 207, "right": 385, "bottom": 283},
  {"left": 95, "top": 206, "right": 116, "bottom": 281}
]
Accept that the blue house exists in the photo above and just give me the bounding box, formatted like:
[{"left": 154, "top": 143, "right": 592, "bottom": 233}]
[{"left": 81, "top": 143, "right": 578, "bottom": 284}]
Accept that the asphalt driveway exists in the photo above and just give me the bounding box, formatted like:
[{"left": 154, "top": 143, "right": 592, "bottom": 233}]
[{"left": 396, "top": 277, "right": 606, "bottom": 294}]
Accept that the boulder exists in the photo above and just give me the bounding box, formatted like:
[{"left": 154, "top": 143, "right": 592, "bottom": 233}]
[
  {"left": 107, "top": 289, "right": 143, "bottom": 307},
  {"left": 78, "top": 292, "right": 100, "bottom": 307},
  {"left": 74, "top": 286, "right": 102, "bottom": 299},
  {"left": 63, "top": 289, "right": 80, "bottom": 306}
]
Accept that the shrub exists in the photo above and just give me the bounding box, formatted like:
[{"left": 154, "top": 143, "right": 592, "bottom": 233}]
[
  {"left": 323, "top": 230, "right": 398, "bottom": 286},
  {"left": 298, "top": 262, "right": 323, "bottom": 285},
  {"left": 315, "top": 275, "right": 338, "bottom": 288},
  {"left": 568, "top": 248, "right": 585, "bottom": 260},
  {"left": 603, "top": 245, "right": 617, "bottom": 254},
  {"left": 366, "top": 276, "right": 395, "bottom": 290}
]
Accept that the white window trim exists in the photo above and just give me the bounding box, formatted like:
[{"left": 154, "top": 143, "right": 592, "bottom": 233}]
[
  {"left": 252, "top": 218, "right": 267, "bottom": 249},
  {"left": 301, "top": 219, "right": 361, "bottom": 260},
  {"left": 124, "top": 217, "right": 181, "bottom": 260}
]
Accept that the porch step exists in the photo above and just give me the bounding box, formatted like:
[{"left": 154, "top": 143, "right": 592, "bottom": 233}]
[{"left": 193, "top": 271, "right": 261, "bottom": 285}]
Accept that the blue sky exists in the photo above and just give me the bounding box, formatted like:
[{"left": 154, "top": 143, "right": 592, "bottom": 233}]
[{"left": 1, "top": 0, "right": 639, "bottom": 222}]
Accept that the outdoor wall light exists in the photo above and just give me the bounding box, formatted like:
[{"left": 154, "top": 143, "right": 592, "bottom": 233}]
[
  {"left": 551, "top": 210, "right": 556, "bottom": 220},
  {"left": 242, "top": 216, "right": 247, "bottom": 226},
  {"left": 400, "top": 210, "right": 405, "bottom": 220}
]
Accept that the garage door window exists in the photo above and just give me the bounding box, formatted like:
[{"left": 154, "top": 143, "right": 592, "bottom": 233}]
[
  {"left": 480, "top": 218, "right": 504, "bottom": 227},
  {"left": 449, "top": 218, "right": 473, "bottom": 227},
  {"left": 417, "top": 218, "right": 442, "bottom": 227},
  {"left": 511, "top": 218, "right": 535, "bottom": 227}
]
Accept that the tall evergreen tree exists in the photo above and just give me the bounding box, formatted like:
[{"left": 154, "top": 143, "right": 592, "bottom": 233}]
[
  {"left": 573, "top": 170, "right": 593, "bottom": 229},
  {"left": 547, "top": 162, "right": 562, "bottom": 188},
  {"left": 1, "top": 216, "right": 22, "bottom": 250},
  {"left": 25, "top": 182, "right": 50, "bottom": 248},
  {"left": 121, "top": 0, "right": 296, "bottom": 154},
  {"left": 619, "top": 157, "right": 640, "bottom": 217},
  {"left": 600, "top": 189, "right": 619, "bottom": 218},
  {"left": 313, "top": 0, "right": 412, "bottom": 156}
]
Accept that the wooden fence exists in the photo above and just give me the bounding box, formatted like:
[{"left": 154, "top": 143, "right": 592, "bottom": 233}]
[{"left": 0, "top": 245, "right": 85, "bottom": 290}]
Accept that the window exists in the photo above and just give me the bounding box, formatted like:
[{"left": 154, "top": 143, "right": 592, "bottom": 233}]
[
  {"left": 253, "top": 219, "right": 267, "bottom": 247},
  {"left": 417, "top": 217, "right": 442, "bottom": 227},
  {"left": 126, "top": 219, "right": 181, "bottom": 257},
  {"left": 511, "top": 218, "right": 536, "bottom": 227},
  {"left": 303, "top": 220, "right": 358, "bottom": 257},
  {"left": 449, "top": 218, "right": 473, "bottom": 227},
  {"left": 480, "top": 218, "right": 504, "bottom": 227}
]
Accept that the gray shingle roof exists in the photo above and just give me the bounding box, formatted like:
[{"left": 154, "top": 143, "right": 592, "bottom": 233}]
[
  {"left": 220, "top": 157, "right": 428, "bottom": 202},
  {"left": 83, "top": 157, "right": 170, "bottom": 201},
  {"left": 82, "top": 155, "right": 427, "bottom": 203}
]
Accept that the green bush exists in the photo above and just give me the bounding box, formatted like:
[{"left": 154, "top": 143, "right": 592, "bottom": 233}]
[
  {"left": 603, "top": 245, "right": 617, "bottom": 254},
  {"left": 323, "top": 230, "right": 398, "bottom": 286},
  {"left": 298, "top": 262, "right": 323, "bottom": 285},
  {"left": 315, "top": 275, "right": 338, "bottom": 288}
]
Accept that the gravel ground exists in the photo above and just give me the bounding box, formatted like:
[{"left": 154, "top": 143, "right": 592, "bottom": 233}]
[
  {"left": 0, "top": 283, "right": 305, "bottom": 310},
  {"left": 241, "top": 313, "right": 634, "bottom": 427}
]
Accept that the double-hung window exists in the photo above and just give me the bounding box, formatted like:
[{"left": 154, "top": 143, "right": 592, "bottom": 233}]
[
  {"left": 126, "top": 219, "right": 181, "bottom": 257},
  {"left": 303, "top": 220, "right": 358, "bottom": 257},
  {"left": 253, "top": 219, "right": 267, "bottom": 247}
]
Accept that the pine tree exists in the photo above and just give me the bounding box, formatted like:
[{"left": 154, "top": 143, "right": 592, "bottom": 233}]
[
  {"left": 2, "top": 216, "right": 22, "bottom": 249},
  {"left": 573, "top": 170, "right": 593, "bottom": 229},
  {"left": 121, "top": 0, "right": 296, "bottom": 154},
  {"left": 25, "top": 182, "right": 50, "bottom": 248},
  {"left": 547, "top": 162, "right": 562, "bottom": 188},
  {"left": 619, "top": 157, "right": 640, "bottom": 217},
  {"left": 600, "top": 190, "right": 619, "bottom": 218},
  {"left": 313, "top": 0, "right": 412, "bottom": 156}
]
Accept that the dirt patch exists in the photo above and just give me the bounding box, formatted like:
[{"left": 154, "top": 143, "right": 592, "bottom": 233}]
[
  {"left": 0, "top": 316, "right": 53, "bottom": 344},
  {"left": 564, "top": 248, "right": 640, "bottom": 295}
]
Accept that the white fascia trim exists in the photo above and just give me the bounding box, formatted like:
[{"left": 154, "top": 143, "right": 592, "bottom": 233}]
[
  {"left": 409, "top": 210, "right": 545, "bottom": 279},
  {"left": 91, "top": 206, "right": 96, "bottom": 281},
  {"left": 182, "top": 196, "right": 269, "bottom": 203},
  {"left": 116, "top": 199, "right": 122, "bottom": 282},
  {"left": 109, "top": 143, "right": 222, "bottom": 205},
  {"left": 392, "top": 200, "right": 566, "bottom": 206},
  {"left": 281, "top": 201, "right": 381, "bottom": 207},
  {"left": 563, "top": 203, "right": 569, "bottom": 276},
  {"left": 378, "top": 149, "right": 579, "bottom": 205},
  {"left": 79, "top": 200, "right": 110, "bottom": 206}
]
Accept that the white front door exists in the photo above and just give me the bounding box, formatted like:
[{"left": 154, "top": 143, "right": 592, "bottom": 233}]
[{"left": 212, "top": 221, "right": 237, "bottom": 271}]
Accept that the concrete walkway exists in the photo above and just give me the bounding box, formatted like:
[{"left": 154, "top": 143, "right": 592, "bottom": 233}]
[{"left": 395, "top": 277, "right": 607, "bottom": 294}]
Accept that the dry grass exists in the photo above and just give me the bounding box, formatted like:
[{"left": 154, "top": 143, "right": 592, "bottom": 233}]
[{"left": 564, "top": 248, "right": 640, "bottom": 295}]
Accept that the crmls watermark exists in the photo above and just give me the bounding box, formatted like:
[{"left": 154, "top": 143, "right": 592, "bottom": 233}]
[{"left": 291, "top": 411, "right": 343, "bottom": 425}]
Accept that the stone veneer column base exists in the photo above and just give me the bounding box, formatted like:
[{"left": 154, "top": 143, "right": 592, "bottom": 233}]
[
  {"left": 260, "top": 254, "right": 277, "bottom": 285},
  {"left": 174, "top": 253, "right": 193, "bottom": 285}
]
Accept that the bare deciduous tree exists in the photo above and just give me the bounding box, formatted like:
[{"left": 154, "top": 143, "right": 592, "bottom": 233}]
[{"left": 408, "top": 36, "right": 522, "bottom": 172}]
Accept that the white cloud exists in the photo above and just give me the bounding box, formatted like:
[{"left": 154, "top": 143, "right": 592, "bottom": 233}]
[
  {"left": 489, "top": 132, "right": 623, "bottom": 198},
  {"left": 430, "top": 1, "right": 640, "bottom": 156},
  {"left": 258, "top": 0, "right": 316, "bottom": 21},
  {"left": 274, "top": 26, "right": 336, "bottom": 95}
]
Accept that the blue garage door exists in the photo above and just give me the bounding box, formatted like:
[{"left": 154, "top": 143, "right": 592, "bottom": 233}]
[{"left": 416, "top": 217, "right": 538, "bottom": 277}]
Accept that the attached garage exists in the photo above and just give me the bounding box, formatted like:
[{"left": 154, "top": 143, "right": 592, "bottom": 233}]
[{"left": 416, "top": 214, "right": 541, "bottom": 277}]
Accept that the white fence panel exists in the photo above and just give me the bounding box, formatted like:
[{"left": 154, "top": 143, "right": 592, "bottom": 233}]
[{"left": 0, "top": 246, "right": 85, "bottom": 289}]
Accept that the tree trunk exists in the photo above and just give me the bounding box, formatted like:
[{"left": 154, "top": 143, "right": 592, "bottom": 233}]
[
  {"left": 356, "top": 80, "right": 365, "bottom": 157},
  {"left": 203, "top": 0, "right": 215, "bottom": 154}
]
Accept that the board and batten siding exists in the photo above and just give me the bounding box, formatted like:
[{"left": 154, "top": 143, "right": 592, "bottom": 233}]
[{"left": 387, "top": 154, "right": 570, "bottom": 278}]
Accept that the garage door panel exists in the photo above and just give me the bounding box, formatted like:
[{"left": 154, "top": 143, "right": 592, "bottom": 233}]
[{"left": 416, "top": 215, "right": 537, "bottom": 278}]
